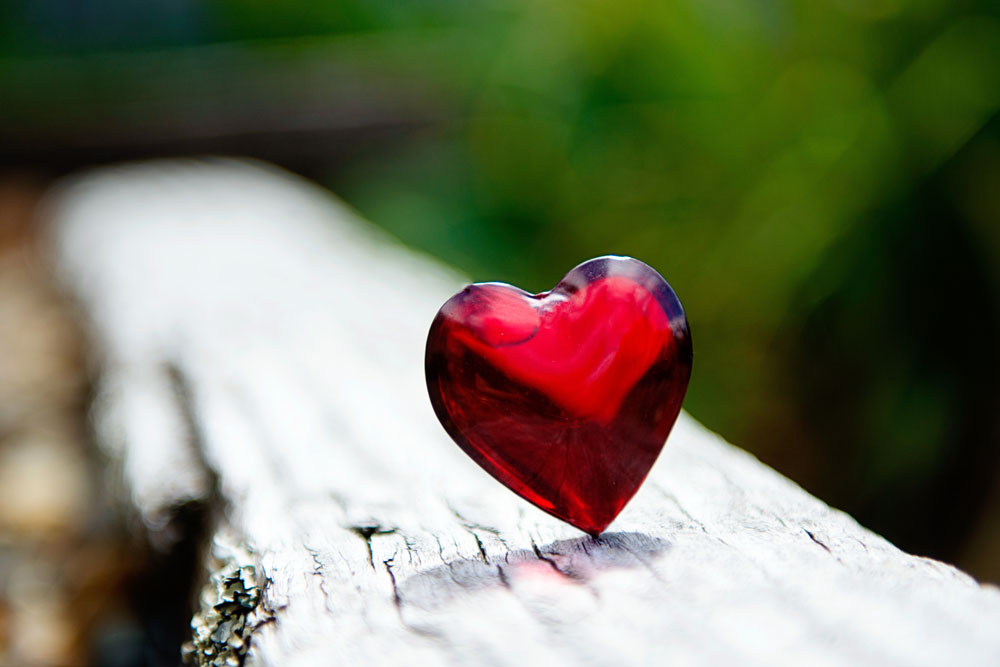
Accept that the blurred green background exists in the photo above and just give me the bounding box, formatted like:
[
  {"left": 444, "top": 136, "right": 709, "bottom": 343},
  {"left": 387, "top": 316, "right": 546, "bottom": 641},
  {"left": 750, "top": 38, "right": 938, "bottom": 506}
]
[{"left": 2, "top": 0, "right": 999, "bottom": 584}]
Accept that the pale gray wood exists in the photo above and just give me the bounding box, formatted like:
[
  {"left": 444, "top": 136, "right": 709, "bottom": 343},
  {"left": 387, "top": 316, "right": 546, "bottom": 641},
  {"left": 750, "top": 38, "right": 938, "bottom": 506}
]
[{"left": 45, "top": 158, "right": 1000, "bottom": 666}]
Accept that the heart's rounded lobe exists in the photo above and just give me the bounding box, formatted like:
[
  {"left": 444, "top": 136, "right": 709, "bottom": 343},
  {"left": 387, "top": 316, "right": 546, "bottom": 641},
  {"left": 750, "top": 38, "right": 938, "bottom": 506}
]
[{"left": 425, "top": 256, "right": 692, "bottom": 535}]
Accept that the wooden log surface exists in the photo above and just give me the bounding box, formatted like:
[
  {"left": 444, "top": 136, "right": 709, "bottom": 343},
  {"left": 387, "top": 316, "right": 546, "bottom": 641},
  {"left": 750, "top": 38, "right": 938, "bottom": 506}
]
[{"left": 44, "top": 159, "right": 1000, "bottom": 666}]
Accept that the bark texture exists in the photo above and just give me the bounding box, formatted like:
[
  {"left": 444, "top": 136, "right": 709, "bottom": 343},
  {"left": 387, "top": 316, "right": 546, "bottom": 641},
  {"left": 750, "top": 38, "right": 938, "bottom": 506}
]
[{"left": 45, "top": 159, "right": 1000, "bottom": 666}]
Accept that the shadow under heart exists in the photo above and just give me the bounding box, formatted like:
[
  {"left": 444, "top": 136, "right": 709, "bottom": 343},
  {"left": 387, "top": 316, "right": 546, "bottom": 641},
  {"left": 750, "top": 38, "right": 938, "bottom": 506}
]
[{"left": 395, "top": 531, "right": 670, "bottom": 611}]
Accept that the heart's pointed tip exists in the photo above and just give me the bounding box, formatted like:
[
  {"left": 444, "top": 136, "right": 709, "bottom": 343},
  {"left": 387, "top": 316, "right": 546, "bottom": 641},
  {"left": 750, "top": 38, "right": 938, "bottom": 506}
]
[{"left": 576, "top": 520, "right": 612, "bottom": 538}]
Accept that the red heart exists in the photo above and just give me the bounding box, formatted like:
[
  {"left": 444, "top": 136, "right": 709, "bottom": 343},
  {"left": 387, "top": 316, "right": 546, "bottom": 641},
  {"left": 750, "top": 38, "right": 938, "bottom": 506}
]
[{"left": 426, "top": 256, "right": 692, "bottom": 535}]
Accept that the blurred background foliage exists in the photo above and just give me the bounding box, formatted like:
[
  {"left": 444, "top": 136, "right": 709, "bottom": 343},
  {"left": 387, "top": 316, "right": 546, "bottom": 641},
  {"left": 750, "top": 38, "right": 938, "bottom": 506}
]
[{"left": 2, "top": 0, "right": 1000, "bottom": 582}]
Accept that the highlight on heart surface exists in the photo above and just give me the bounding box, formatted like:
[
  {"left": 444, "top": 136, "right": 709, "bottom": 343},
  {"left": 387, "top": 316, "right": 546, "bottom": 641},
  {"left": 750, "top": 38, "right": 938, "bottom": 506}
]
[{"left": 425, "top": 256, "right": 693, "bottom": 535}]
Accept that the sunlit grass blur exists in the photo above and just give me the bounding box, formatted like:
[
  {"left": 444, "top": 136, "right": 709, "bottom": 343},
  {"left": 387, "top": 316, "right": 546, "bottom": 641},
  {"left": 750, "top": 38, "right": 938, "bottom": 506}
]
[{"left": 2, "top": 0, "right": 999, "bottom": 580}]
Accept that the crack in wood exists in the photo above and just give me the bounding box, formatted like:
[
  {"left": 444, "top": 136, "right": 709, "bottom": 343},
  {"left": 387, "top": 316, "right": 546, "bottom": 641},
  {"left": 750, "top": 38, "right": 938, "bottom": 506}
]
[
  {"left": 531, "top": 539, "right": 567, "bottom": 578},
  {"left": 432, "top": 535, "right": 464, "bottom": 587},
  {"left": 659, "top": 489, "right": 710, "bottom": 534},
  {"left": 304, "top": 544, "right": 334, "bottom": 608},
  {"left": 166, "top": 363, "right": 267, "bottom": 667},
  {"left": 383, "top": 557, "right": 401, "bottom": 609},
  {"left": 471, "top": 532, "right": 489, "bottom": 565},
  {"left": 351, "top": 527, "right": 377, "bottom": 571},
  {"left": 445, "top": 503, "right": 499, "bottom": 566},
  {"left": 381, "top": 555, "right": 450, "bottom": 640},
  {"left": 348, "top": 524, "right": 395, "bottom": 571},
  {"left": 446, "top": 502, "right": 503, "bottom": 534},
  {"left": 803, "top": 529, "right": 833, "bottom": 555},
  {"left": 496, "top": 564, "right": 511, "bottom": 589}
]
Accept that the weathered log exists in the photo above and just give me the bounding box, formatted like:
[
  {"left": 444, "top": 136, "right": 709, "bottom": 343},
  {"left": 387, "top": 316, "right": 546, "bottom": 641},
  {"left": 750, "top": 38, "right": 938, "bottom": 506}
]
[{"left": 45, "top": 159, "right": 1000, "bottom": 666}]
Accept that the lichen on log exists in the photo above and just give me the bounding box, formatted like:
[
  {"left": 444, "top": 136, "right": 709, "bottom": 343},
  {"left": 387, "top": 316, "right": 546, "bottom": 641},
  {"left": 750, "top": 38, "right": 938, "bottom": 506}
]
[{"left": 184, "top": 534, "right": 264, "bottom": 667}]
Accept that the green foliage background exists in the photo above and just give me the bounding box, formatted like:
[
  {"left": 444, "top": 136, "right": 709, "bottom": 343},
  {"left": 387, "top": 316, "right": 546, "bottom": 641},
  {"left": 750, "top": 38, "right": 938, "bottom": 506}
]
[{"left": 3, "top": 0, "right": 1000, "bottom": 575}]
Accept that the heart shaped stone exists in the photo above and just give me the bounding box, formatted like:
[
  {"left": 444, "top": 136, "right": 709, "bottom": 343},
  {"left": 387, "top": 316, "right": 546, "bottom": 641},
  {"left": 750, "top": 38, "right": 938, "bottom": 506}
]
[{"left": 425, "top": 256, "right": 692, "bottom": 535}]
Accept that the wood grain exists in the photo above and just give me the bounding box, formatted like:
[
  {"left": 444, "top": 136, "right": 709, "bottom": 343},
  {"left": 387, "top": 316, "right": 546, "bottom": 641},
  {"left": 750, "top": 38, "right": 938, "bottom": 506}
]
[{"left": 45, "top": 159, "right": 1000, "bottom": 666}]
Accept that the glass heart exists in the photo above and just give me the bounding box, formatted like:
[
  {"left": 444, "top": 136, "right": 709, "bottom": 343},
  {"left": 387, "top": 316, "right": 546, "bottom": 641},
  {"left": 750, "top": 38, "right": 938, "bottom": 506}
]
[{"left": 425, "top": 256, "right": 692, "bottom": 535}]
